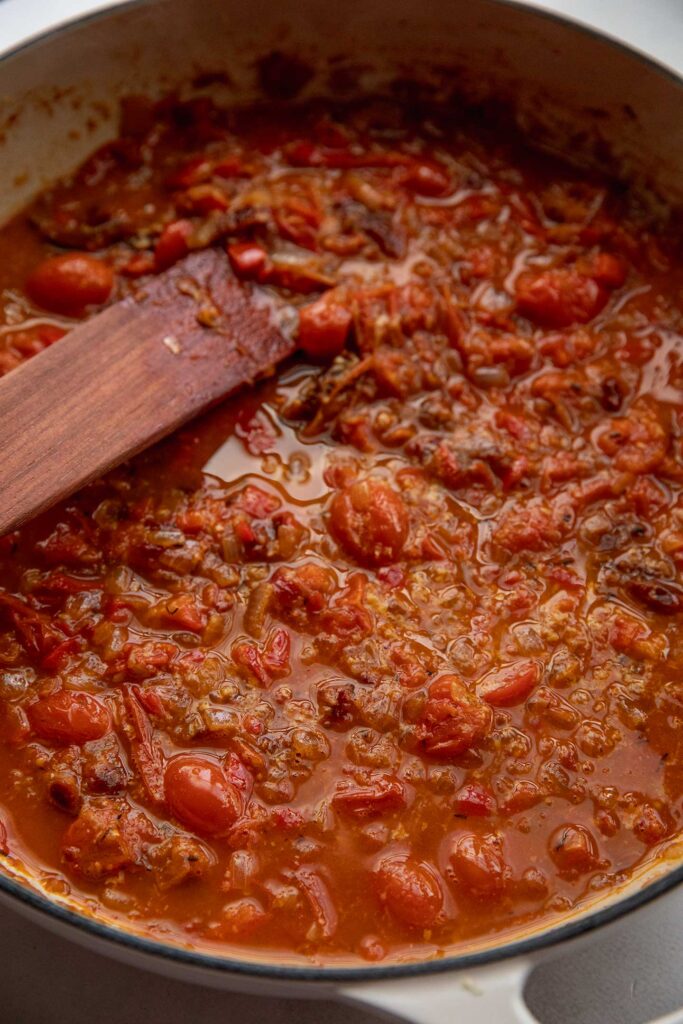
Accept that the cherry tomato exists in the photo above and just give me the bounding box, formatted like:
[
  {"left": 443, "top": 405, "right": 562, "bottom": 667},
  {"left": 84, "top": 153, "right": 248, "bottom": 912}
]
[
  {"left": 516, "top": 266, "right": 607, "bottom": 328},
  {"left": 28, "top": 690, "right": 111, "bottom": 745},
  {"left": 447, "top": 833, "right": 508, "bottom": 898},
  {"left": 477, "top": 661, "right": 541, "bottom": 707},
  {"left": 26, "top": 253, "right": 113, "bottom": 317},
  {"left": 329, "top": 479, "right": 408, "bottom": 566},
  {"left": 373, "top": 854, "right": 443, "bottom": 929},
  {"left": 298, "top": 297, "right": 352, "bottom": 359},
  {"left": 164, "top": 755, "right": 241, "bottom": 837}
]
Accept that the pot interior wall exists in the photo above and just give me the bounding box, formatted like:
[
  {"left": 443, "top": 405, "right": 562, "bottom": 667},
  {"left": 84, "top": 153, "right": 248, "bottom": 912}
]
[{"left": 0, "top": 0, "right": 682, "bottom": 220}]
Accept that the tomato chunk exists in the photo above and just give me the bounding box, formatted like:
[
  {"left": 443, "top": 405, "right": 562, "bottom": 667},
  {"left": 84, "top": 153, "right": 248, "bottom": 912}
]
[
  {"left": 154, "top": 219, "right": 193, "bottom": 271},
  {"left": 453, "top": 783, "right": 496, "bottom": 817},
  {"left": 62, "top": 798, "right": 156, "bottom": 879},
  {"left": 164, "top": 755, "right": 241, "bottom": 837},
  {"left": 219, "top": 897, "right": 270, "bottom": 937},
  {"left": 28, "top": 691, "right": 111, "bottom": 745},
  {"left": 402, "top": 160, "right": 452, "bottom": 197},
  {"left": 417, "top": 676, "right": 492, "bottom": 760},
  {"left": 477, "top": 661, "right": 541, "bottom": 707},
  {"left": 329, "top": 479, "right": 408, "bottom": 566},
  {"left": 549, "top": 823, "right": 600, "bottom": 875},
  {"left": 227, "top": 240, "right": 269, "bottom": 279},
  {"left": 26, "top": 253, "right": 113, "bottom": 317}
]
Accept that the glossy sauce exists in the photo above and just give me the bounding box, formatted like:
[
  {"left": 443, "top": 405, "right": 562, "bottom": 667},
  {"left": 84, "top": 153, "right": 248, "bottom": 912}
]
[{"left": 0, "top": 94, "right": 682, "bottom": 964}]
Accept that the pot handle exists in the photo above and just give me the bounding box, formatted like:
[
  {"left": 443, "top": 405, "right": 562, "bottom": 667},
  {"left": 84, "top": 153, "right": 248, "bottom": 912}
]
[{"left": 339, "top": 955, "right": 537, "bottom": 1024}]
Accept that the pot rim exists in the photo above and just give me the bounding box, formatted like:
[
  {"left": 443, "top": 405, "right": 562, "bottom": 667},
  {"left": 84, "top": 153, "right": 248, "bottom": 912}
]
[{"left": 0, "top": 0, "right": 682, "bottom": 984}]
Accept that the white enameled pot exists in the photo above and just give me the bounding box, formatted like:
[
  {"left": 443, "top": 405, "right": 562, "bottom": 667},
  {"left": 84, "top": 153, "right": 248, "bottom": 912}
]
[{"left": 0, "top": 2, "right": 682, "bottom": 1021}]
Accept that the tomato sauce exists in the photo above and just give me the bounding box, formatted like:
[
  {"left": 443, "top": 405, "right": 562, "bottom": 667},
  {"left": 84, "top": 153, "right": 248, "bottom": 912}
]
[{"left": 0, "top": 93, "right": 682, "bottom": 964}]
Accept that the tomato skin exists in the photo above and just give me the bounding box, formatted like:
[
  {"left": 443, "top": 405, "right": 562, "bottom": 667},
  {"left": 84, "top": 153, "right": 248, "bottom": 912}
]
[
  {"left": 28, "top": 691, "right": 111, "bottom": 745},
  {"left": 329, "top": 479, "right": 408, "bottom": 566},
  {"left": 26, "top": 254, "right": 113, "bottom": 317},
  {"left": 373, "top": 854, "right": 443, "bottom": 929},
  {"left": 477, "top": 660, "right": 541, "bottom": 707},
  {"left": 164, "top": 755, "right": 241, "bottom": 837},
  {"left": 332, "top": 775, "right": 406, "bottom": 819},
  {"left": 298, "top": 297, "right": 352, "bottom": 359}
]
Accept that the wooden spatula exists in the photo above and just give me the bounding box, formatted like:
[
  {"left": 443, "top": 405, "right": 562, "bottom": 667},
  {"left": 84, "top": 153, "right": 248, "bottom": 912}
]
[{"left": 0, "top": 248, "right": 296, "bottom": 537}]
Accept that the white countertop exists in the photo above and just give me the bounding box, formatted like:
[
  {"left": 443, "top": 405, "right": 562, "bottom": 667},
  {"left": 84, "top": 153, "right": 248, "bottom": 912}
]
[{"left": 0, "top": 2, "right": 682, "bottom": 1022}]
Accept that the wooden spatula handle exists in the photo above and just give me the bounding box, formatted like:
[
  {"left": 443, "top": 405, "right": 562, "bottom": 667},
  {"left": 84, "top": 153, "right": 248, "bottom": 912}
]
[{"left": 0, "top": 248, "right": 294, "bottom": 536}]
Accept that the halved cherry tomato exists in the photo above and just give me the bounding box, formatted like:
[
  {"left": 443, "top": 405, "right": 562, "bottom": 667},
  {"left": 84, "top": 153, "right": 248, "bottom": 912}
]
[
  {"left": 329, "top": 479, "right": 408, "bottom": 566},
  {"left": 516, "top": 260, "right": 620, "bottom": 329},
  {"left": 165, "top": 755, "right": 241, "bottom": 837},
  {"left": 373, "top": 855, "right": 443, "bottom": 928},
  {"left": 447, "top": 833, "right": 508, "bottom": 898},
  {"left": 26, "top": 253, "right": 113, "bottom": 317},
  {"left": 28, "top": 691, "right": 111, "bottom": 745}
]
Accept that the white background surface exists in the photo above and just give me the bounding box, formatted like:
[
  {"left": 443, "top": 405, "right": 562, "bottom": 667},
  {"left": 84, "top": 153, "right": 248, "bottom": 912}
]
[{"left": 0, "top": 2, "right": 683, "bottom": 1022}]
